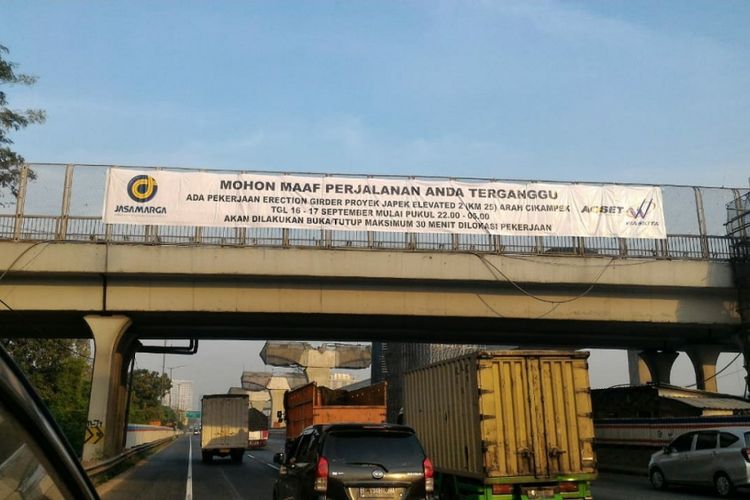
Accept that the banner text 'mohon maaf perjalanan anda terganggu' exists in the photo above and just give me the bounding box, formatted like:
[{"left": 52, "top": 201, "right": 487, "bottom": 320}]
[{"left": 102, "top": 168, "right": 667, "bottom": 239}]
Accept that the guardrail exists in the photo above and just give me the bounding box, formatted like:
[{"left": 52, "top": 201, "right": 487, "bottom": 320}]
[
  {"left": 0, "top": 163, "right": 745, "bottom": 262},
  {"left": 125, "top": 424, "right": 179, "bottom": 448},
  {"left": 84, "top": 435, "right": 176, "bottom": 483}
]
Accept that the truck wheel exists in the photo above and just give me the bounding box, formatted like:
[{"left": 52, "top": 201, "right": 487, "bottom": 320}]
[
  {"left": 201, "top": 451, "right": 211, "bottom": 464},
  {"left": 231, "top": 450, "right": 244, "bottom": 464}
]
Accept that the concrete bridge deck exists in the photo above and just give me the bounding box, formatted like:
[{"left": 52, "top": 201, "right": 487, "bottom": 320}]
[{"left": 0, "top": 240, "right": 740, "bottom": 349}]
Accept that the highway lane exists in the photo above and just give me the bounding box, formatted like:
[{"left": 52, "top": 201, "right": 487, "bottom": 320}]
[
  {"left": 100, "top": 432, "right": 285, "bottom": 500},
  {"left": 591, "top": 472, "right": 748, "bottom": 499},
  {"left": 99, "top": 434, "right": 733, "bottom": 499},
  {"left": 192, "top": 432, "right": 283, "bottom": 500}
]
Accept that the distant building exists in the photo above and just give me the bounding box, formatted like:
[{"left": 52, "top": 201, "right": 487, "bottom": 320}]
[
  {"left": 328, "top": 372, "right": 355, "bottom": 389},
  {"left": 165, "top": 380, "right": 194, "bottom": 413},
  {"left": 371, "top": 342, "right": 512, "bottom": 421}
]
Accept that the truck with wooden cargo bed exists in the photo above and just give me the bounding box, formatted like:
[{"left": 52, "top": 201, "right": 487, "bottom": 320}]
[
  {"left": 283, "top": 381, "right": 387, "bottom": 443},
  {"left": 402, "top": 350, "right": 596, "bottom": 500},
  {"left": 200, "top": 394, "right": 249, "bottom": 463}
]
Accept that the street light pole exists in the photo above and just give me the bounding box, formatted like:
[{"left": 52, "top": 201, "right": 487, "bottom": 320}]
[{"left": 160, "top": 339, "right": 167, "bottom": 405}]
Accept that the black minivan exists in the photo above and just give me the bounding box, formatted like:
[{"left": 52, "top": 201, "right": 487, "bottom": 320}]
[{"left": 273, "top": 423, "right": 434, "bottom": 500}]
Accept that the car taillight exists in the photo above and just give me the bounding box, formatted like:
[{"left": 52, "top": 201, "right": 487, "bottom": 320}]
[
  {"left": 559, "top": 481, "right": 579, "bottom": 493},
  {"left": 491, "top": 484, "right": 513, "bottom": 495},
  {"left": 423, "top": 457, "right": 434, "bottom": 493},
  {"left": 315, "top": 456, "right": 329, "bottom": 493},
  {"left": 742, "top": 448, "right": 750, "bottom": 462}
]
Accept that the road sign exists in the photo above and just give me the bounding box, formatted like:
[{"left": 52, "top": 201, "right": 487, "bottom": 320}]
[{"left": 185, "top": 410, "right": 201, "bottom": 419}]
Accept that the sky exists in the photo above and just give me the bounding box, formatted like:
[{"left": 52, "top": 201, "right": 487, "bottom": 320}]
[{"left": 2, "top": 1, "right": 750, "bottom": 406}]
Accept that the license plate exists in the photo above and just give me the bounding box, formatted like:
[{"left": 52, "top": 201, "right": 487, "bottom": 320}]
[
  {"left": 526, "top": 488, "right": 556, "bottom": 499},
  {"left": 219, "top": 448, "right": 230, "bottom": 454},
  {"left": 359, "top": 487, "right": 396, "bottom": 498}
]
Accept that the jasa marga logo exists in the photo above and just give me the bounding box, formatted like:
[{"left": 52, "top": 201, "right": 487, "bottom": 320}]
[
  {"left": 114, "top": 175, "right": 168, "bottom": 214},
  {"left": 128, "top": 174, "right": 158, "bottom": 202}
]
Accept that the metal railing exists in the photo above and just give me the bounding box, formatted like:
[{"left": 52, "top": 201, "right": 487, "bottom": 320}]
[
  {"left": 0, "top": 213, "right": 735, "bottom": 260},
  {"left": 0, "top": 163, "right": 745, "bottom": 262},
  {"left": 84, "top": 435, "right": 176, "bottom": 483},
  {"left": 726, "top": 192, "right": 750, "bottom": 260}
]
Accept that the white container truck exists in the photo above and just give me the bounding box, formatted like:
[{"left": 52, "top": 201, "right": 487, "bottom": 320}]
[{"left": 200, "top": 394, "right": 249, "bottom": 463}]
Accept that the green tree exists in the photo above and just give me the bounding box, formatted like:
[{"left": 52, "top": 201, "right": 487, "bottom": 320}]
[
  {"left": 128, "top": 369, "right": 175, "bottom": 425},
  {"left": 0, "top": 44, "right": 45, "bottom": 196},
  {"left": 1, "top": 338, "right": 92, "bottom": 456}
]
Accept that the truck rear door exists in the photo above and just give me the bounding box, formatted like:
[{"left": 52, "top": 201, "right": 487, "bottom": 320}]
[
  {"left": 532, "top": 354, "right": 594, "bottom": 477},
  {"left": 478, "top": 353, "right": 594, "bottom": 479}
]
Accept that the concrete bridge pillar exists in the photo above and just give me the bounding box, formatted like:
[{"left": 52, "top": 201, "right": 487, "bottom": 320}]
[
  {"left": 627, "top": 350, "right": 652, "bottom": 385},
  {"left": 267, "top": 376, "right": 290, "bottom": 428},
  {"left": 304, "top": 366, "right": 333, "bottom": 387},
  {"left": 739, "top": 332, "right": 750, "bottom": 397},
  {"left": 637, "top": 349, "right": 679, "bottom": 386},
  {"left": 248, "top": 390, "right": 271, "bottom": 412},
  {"left": 82, "top": 315, "right": 133, "bottom": 463},
  {"left": 685, "top": 346, "right": 722, "bottom": 392}
]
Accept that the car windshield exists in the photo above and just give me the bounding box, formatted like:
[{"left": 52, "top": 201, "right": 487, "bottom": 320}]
[
  {"left": 0, "top": 401, "right": 66, "bottom": 500},
  {"left": 745, "top": 432, "right": 750, "bottom": 448},
  {"left": 323, "top": 431, "right": 424, "bottom": 468}
]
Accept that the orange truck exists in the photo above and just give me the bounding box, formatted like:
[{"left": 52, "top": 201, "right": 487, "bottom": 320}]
[{"left": 283, "top": 381, "right": 387, "bottom": 440}]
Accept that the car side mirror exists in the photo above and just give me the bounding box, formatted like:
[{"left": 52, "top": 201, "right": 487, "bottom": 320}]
[
  {"left": 662, "top": 446, "right": 672, "bottom": 455},
  {"left": 273, "top": 452, "right": 285, "bottom": 464}
]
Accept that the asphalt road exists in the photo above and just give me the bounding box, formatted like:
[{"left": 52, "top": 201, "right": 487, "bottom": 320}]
[
  {"left": 99, "top": 434, "right": 741, "bottom": 499},
  {"left": 99, "top": 432, "right": 285, "bottom": 500},
  {"left": 590, "top": 472, "right": 748, "bottom": 499}
]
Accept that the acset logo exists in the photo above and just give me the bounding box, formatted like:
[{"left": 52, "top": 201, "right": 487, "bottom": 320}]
[{"left": 628, "top": 198, "right": 655, "bottom": 219}]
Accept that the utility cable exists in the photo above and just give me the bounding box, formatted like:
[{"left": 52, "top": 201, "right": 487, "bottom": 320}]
[
  {"left": 0, "top": 240, "right": 51, "bottom": 283},
  {"left": 472, "top": 251, "right": 616, "bottom": 304},
  {"left": 452, "top": 191, "right": 618, "bottom": 308},
  {"left": 0, "top": 241, "right": 93, "bottom": 361}
]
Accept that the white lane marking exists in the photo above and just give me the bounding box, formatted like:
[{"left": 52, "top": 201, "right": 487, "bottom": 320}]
[
  {"left": 247, "top": 453, "right": 280, "bottom": 470},
  {"left": 219, "top": 467, "right": 243, "bottom": 500},
  {"left": 185, "top": 437, "right": 193, "bottom": 500}
]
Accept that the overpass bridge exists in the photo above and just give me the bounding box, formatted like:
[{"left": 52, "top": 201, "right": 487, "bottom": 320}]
[{"left": 0, "top": 163, "right": 747, "bottom": 462}]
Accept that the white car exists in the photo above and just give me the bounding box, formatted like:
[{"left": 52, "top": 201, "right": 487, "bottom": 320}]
[{"left": 649, "top": 427, "right": 750, "bottom": 497}]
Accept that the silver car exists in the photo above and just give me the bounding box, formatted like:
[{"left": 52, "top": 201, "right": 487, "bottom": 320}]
[{"left": 649, "top": 427, "right": 750, "bottom": 497}]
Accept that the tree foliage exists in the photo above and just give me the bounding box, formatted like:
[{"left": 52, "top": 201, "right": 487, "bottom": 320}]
[
  {"left": 128, "top": 369, "right": 177, "bottom": 426},
  {"left": 0, "top": 44, "right": 45, "bottom": 195},
  {"left": 1, "top": 338, "right": 92, "bottom": 456}
]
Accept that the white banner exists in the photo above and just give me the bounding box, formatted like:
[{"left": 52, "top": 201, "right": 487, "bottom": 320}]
[{"left": 103, "top": 168, "right": 666, "bottom": 238}]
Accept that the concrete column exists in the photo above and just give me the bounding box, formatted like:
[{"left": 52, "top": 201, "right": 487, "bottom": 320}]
[
  {"left": 82, "top": 315, "right": 132, "bottom": 463},
  {"left": 685, "top": 346, "right": 722, "bottom": 392},
  {"left": 739, "top": 332, "right": 750, "bottom": 397},
  {"left": 304, "top": 366, "right": 332, "bottom": 386},
  {"left": 248, "top": 391, "right": 270, "bottom": 412},
  {"left": 638, "top": 349, "right": 679, "bottom": 386},
  {"left": 627, "top": 350, "right": 652, "bottom": 385},
  {"left": 267, "top": 376, "right": 290, "bottom": 429}
]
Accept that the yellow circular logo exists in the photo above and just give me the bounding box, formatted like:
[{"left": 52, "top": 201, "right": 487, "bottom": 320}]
[{"left": 127, "top": 175, "right": 158, "bottom": 203}]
